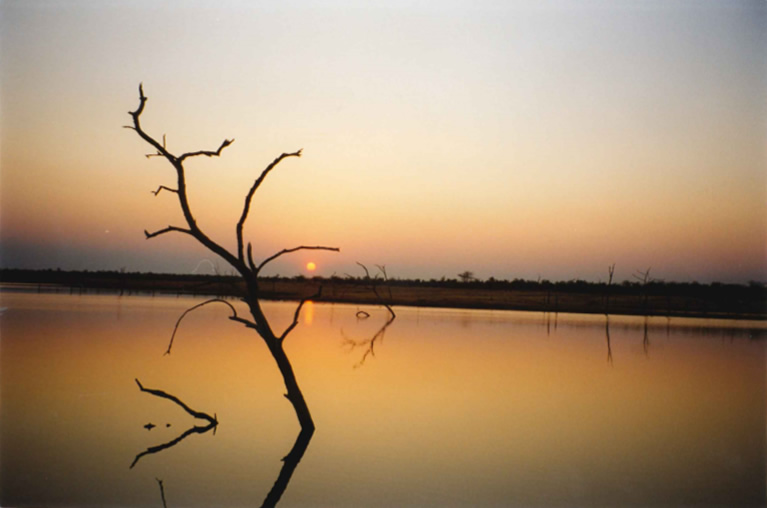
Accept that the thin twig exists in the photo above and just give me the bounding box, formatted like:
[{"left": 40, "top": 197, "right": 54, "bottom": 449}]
[
  {"left": 144, "top": 226, "right": 193, "bottom": 239},
  {"left": 279, "top": 287, "right": 322, "bottom": 342},
  {"left": 164, "top": 298, "right": 257, "bottom": 355},
  {"left": 237, "top": 150, "right": 303, "bottom": 261},
  {"left": 178, "top": 138, "right": 234, "bottom": 162},
  {"left": 152, "top": 185, "right": 178, "bottom": 196},
  {"left": 257, "top": 246, "right": 340, "bottom": 274}
]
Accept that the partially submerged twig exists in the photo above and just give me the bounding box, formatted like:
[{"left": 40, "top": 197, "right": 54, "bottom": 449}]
[
  {"left": 135, "top": 379, "right": 217, "bottom": 424},
  {"left": 131, "top": 379, "right": 218, "bottom": 469}
]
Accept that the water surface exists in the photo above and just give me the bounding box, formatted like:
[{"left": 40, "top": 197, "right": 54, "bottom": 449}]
[{"left": 1, "top": 291, "right": 764, "bottom": 507}]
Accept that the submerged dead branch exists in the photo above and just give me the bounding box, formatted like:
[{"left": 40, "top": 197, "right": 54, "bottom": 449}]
[
  {"left": 131, "top": 379, "right": 218, "bottom": 469},
  {"left": 135, "top": 379, "right": 217, "bottom": 424}
]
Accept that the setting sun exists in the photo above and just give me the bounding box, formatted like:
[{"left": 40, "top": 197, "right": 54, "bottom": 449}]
[{"left": 306, "top": 261, "right": 316, "bottom": 272}]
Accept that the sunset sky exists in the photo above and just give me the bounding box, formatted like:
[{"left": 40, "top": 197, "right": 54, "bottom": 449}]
[{"left": 1, "top": 0, "right": 765, "bottom": 283}]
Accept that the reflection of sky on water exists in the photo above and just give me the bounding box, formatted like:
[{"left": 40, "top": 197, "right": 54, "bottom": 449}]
[{"left": 1, "top": 291, "right": 764, "bottom": 507}]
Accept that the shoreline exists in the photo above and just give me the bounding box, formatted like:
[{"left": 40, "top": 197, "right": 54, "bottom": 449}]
[{"left": 2, "top": 269, "right": 765, "bottom": 321}]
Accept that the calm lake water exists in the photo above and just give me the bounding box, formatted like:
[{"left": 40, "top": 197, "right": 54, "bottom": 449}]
[{"left": 1, "top": 289, "right": 765, "bottom": 507}]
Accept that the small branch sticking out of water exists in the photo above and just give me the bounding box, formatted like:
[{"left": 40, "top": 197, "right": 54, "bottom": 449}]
[{"left": 134, "top": 379, "right": 217, "bottom": 424}]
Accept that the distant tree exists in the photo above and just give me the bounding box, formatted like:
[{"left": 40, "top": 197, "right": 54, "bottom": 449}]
[
  {"left": 633, "top": 267, "right": 654, "bottom": 315},
  {"left": 605, "top": 263, "right": 615, "bottom": 315},
  {"left": 457, "top": 271, "right": 475, "bottom": 283},
  {"left": 125, "top": 84, "right": 338, "bottom": 435}
]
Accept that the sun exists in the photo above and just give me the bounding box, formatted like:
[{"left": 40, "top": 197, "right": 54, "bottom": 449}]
[{"left": 306, "top": 261, "right": 317, "bottom": 272}]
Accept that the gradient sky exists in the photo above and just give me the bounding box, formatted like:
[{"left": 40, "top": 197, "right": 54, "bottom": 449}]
[{"left": 1, "top": 0, "right": 765, "bottom": 283}]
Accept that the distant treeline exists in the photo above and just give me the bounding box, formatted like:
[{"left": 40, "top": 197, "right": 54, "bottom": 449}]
[
  {"left": 2, "top": 268, "right": 765, "bottom": 298},
  {"left": 2, "top": 268, "right": 765, "bottom": 319}
]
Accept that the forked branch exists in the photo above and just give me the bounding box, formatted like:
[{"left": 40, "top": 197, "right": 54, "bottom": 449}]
[
  {"left": 144, "top": 226, "right": 192, "bottom": 239},
  {"left": 152, "top": 185, "right": 178, "bottom": 196},
  {"left": 129, "top": 84, "right": 245, "bottom": 274},
  {"left": 178, "top": 138, "right": 234, "bottom": 162}
]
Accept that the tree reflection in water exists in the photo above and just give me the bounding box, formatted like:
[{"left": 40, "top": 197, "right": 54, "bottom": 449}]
[
  {"left": 132, "top": 378, "right": 313, "bottom": 507},
  {"left": 143, "top": 428, "right": 312, "bottom": 508}
]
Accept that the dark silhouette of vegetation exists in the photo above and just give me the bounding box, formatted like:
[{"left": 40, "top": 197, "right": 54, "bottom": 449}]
[
  {"left": 457, "top": 270, "right": 475, "bottom": 283},
  {"left": 2, "top": 268, "right": 765, "bottom": 319},
  {"left": 125, "top": 84, "right": 339, "bottom": 433}
]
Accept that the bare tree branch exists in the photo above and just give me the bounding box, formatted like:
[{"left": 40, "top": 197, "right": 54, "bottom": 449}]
[
  {"left": 129, "top": 84, "right": 246, "bottom": 274},
  {"left": 279, "top": 287, "right": 323, "bottom": 342},
  {"left": 129, "top": 84, "right": 176, "bottom": 162},
  {"left": 178, "top": 138, "right": 234, "bottom": 162},
  {"left": 128, "top": 84, "right": 334, "bottom": 434},
  {"left": 236, "top": 149, "right": 303, "bottom": 261},
  {"left": 257, "top": 246, "right": 340, "bottom": 274},
  {"left": 356, "top": 262, "right": 372, "bottom": 279},
  {"left": 356, "top": 262, "right": 396, "bottom": 318},
  {"left": 135, "top": 378, "right": 217, "bottom": 424},
  {"left": 144, "top": 226, "right": 192, "bottom": 239},
  {"left": 151, "top": 185, "right": 178, "bottom": 196},
  {"left": 164, "top": 298, "right": 258, "bottom": 355}
]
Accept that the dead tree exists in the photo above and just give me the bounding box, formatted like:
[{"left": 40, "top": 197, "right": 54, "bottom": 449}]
[
  {"left": 342, "top": 263, "right": 396, "bottom": 368},
  {"left": 457, "top": 271, "right": 475, "bottom": 283},
  {"left": 125, "top": 84, "right": 338, "bottom": 433},
  {"left": 605, "top": 263, "right": 615, "bottom": 316},
  {"left": 633, "top": 267, "right": 653, "bottom": 316}
]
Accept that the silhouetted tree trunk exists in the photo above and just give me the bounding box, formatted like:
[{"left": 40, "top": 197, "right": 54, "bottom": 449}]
[
  {"left": 605, "top": 263, "right": 615, "bottom": 315},
  {"left": 126, "top": 84, "right": 338, "bottom": 432}
]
